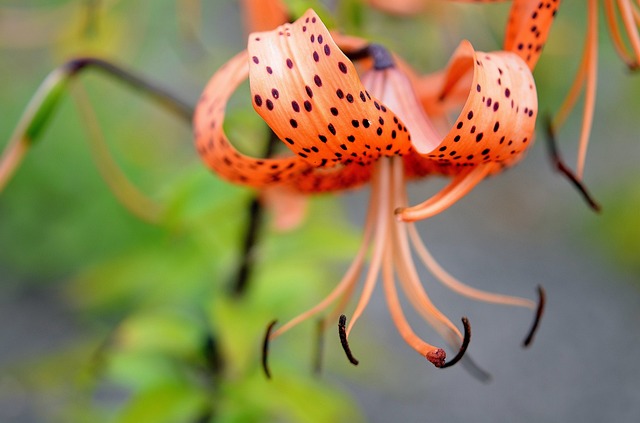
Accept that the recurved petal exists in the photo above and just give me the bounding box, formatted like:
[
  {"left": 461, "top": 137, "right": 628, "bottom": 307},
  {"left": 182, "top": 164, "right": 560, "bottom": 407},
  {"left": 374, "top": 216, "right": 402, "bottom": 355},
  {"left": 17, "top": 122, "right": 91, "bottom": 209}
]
[
  {"left": 248, "top": 9, "right": 412, "bottom": 169},
  {"left": 502, "top": 0, "right": 561, "bottom": 69},
  {"left": 194, "top": 50, "right": 309, "bottom": 188},
  {"left": 416, "top": 40, "right": 538, "bottom": 169},
  {"left": 194, "top": 50, "right": 376, "bottom": 193}
]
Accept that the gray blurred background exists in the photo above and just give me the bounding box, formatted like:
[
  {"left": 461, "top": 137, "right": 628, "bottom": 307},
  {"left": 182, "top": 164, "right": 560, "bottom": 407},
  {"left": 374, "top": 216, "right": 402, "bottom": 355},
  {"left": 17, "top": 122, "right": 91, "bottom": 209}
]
[{"left": 1, "top": 1, "right": 639, "bottom": 422}]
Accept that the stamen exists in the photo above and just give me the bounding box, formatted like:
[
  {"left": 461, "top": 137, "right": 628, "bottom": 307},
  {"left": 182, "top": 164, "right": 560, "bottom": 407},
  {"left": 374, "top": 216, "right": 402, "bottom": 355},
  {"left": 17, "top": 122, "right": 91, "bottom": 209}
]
[
  {"left": 439, "top": 317, "right": 471, "bottom": 369},
  {"left": 545, "top": 116, "right": 601, "bottom": 212},
  {"left": 522, "top": 285, "right": 546, "bottom": 347},
  {"left": 604, "top": 0, "right": 639, "bottom": 68},
  {"left": 576, "top": 0, "right": 599, "bottom": 179},
  {"left": 262, "top": 319, "right": 277, "bottom": 379},
  {"left": 346, "top": 158, "right": 391, "bottom": 335},
  {"left": 381, "top": 240, "right": 451, "bottom": 367},
  {"left": 408, "top": 223, "right": 536, "bottom": 310},
  {"left": 369, "top": 44, "right": 396, "bottom": 70},
  {"left": 614, "top": 0, "right": 640, "bottom": 68},
  {"left": 269, "top": 181, "right": 378, "bottom": 339},
  {"left": 338, "top": 315, "right": 359, "bottom": 365},
  {"left": 344, "top": 43, "right": 396, "bottom": 70},
  {"left": 390, "top": 157, "right": 463, "bottom": 347}
]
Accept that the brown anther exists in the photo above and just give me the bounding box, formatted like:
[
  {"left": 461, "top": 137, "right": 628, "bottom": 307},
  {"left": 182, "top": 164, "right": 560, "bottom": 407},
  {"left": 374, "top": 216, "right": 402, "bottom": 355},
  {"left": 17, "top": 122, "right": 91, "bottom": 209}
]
[
  {"left": 439, "top": 317, "right": 471, "bottom": 369},
  {"left": 545, "top": 115, "right": 601, "bottom": 212},
  {"left": 344, "top": 44, "right": 396, "bottom": 70},
  {"left": 426, "top": 348, "right": 446, "bottom": 367},
  {"left": 338, "top": 315, "right": 359, "bottom": 365},
  {"left": 262, "top": 320, "right": 277, "bottom": 379},
  {"left": 523, "top": 285, "right": 546, "bottom": 347}
]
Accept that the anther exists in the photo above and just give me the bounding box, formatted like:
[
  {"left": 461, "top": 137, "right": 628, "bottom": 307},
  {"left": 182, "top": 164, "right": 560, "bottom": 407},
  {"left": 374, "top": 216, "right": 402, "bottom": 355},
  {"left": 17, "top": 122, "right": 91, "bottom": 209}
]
[
  {"left": 344, "top": 44, "right": 396, "bottom": 70},
  {"left": 368, "top": 44, "right": 396, "bottom": 70},
  {"left": 439, "top": 317, "right": 471, "bottom": 369},
  {"left": 262, "top": 320, "right": 277, "bottom": 379},
  {"left": 522, "top": 285, "right": 546, "bottom": 347},
  {"left": 338, "top": 315, "right": 359, "bottom": 365},
  {"left": 545, "top": 115, "right": 601, "bottom": 212}
]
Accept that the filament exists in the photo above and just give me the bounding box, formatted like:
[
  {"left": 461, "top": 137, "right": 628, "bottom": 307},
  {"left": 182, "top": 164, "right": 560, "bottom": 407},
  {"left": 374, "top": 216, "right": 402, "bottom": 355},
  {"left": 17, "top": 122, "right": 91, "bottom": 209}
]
[{"left": 407, "top": 224, "right": 536, "bottom": 309}]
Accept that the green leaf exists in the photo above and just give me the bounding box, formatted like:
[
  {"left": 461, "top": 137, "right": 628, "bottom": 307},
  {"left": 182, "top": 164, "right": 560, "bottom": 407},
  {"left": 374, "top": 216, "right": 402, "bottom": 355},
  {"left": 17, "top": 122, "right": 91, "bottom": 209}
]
[
  {"left": 217, "top": 371, "right": 363, "bottom": 423},
  {"left": 113, "top": 309, "right": 205, "bottom": 358},
  {"left": 115, "top": 382, "right": 209, "bottom": 423}
]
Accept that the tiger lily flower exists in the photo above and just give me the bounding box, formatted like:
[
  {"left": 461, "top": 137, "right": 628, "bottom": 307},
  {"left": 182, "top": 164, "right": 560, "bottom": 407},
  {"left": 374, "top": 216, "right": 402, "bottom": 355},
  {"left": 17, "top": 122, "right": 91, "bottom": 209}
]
[{"left": 194, "top": 9, "right": 543, "bottom": 372}]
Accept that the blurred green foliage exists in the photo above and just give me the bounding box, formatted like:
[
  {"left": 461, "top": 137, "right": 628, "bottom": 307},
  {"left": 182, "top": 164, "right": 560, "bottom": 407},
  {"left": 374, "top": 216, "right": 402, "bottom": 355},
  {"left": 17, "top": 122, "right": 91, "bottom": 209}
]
[{"left": 0, "top": 1, "right": 365, "bottom": 421}]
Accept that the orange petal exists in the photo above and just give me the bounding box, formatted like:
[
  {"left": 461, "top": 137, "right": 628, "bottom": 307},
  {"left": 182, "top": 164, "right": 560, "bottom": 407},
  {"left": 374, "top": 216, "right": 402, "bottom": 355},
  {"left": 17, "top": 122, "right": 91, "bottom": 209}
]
[
  {"left": 360, "top": 66, "right": 441, "bottom": 160},
  {"left": 240, "top": 0, "right": 289, "bottom": 33},
  {"left": 502, "top": 0, "right": 561, "bottom": 70},
  {"left": 260, "top": 184, "right": 308, "bottom": 231},
  {"left": 367, "top": 0, "right": 426, "bottom": 15},
  {"left": 195, "top": 50, "right": 375, "bottom": 193},
  {"left": 194, "top": 50, "right": 309, "bottom": 188},
  {"left": 454, "top": 0, "right": 560, "bottom": 69},
  {"left": 248, "top": 9, "right": 412, "bottom": 169},
  {"left": 416, "top": 40, "right": 538, "bottom": 169}
]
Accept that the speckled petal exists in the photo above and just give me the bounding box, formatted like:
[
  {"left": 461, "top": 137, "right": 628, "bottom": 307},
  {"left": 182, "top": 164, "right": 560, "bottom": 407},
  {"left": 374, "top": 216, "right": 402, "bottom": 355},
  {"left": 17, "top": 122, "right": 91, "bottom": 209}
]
[
  {"left": 195, "top": 50, "right": 378, "bottom": 193},
  {"left": 455, "top": 0, "right": 561, "bottom": 70},
  {"left": 194, "top": 51, "right": 309, "bottom": 188},
  {"left": 503, "top": 0, "right": 561, "bottom": 69},
  {"left": 248, "top": 9, "right": 412, "bottom": 169},
  {"left": 416, "top": 40, "right": 538, "bottom": 169}
]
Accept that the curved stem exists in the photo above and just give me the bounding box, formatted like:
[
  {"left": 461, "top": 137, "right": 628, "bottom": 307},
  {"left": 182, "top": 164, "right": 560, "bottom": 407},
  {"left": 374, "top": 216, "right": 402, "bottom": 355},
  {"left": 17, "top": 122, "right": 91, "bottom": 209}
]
[{"left": 72, "top": 82, "right": 164, "bottom": 223}]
